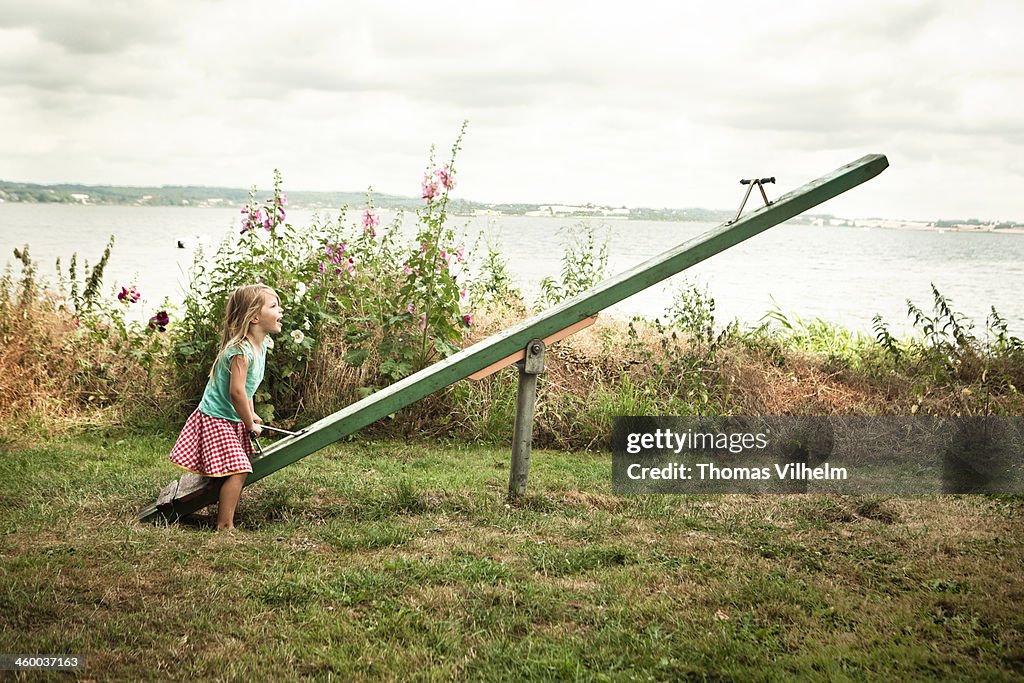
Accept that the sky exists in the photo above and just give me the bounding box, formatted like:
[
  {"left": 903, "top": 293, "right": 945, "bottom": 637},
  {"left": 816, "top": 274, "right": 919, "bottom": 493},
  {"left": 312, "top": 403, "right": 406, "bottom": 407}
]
[{"left": 1, "top": 0, "right": 1022, "bottom": 222}]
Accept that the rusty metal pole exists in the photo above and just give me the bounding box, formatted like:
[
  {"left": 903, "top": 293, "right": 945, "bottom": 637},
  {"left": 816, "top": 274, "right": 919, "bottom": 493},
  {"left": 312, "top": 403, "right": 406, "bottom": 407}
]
[{"left": 509, "top": 339, "right": 545, "bottom": 499}]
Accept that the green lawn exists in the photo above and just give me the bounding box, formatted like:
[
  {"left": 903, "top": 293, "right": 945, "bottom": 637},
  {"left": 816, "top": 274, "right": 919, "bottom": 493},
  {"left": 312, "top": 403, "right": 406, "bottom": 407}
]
[{"left": 1, "top": 434, "right": 1022, "bottom": 681}]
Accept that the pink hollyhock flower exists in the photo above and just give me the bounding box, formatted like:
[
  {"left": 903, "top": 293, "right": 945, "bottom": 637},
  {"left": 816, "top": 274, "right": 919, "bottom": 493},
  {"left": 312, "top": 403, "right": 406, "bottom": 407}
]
[
  {"left": 362, "top": 209, "right": 380, "bottom": 236},
  {"left": 454, "top": 245, "right": 465, "bottom": 263},
  {"left": 419, "top": 312, "right": 427, "bottom": 331},
  {"left": 402, "top": 263, "right": 413, "bottom": 276},
  {"left": 421, "top": 174, "right": 440, "bottom": 204},
  {"left": 326, "top": 243, "right": 347, "bottom": 263},
  {"left": 461, "top": 314, "right": 472, "bottom": 327},
  {"left": 117, "top": 285, "right": 141, "bottom": 304},
  {"left": 240, "top": 205, "right": 263, "bottom": 234},
  {"left": 460, "top": 286, "right": 467, "bottom": 300},
  {"left": 437, "top": 166, "right": 455, "bottom": 191},
  {"left": 406, "top": 303, "right": 416, "bottom": 314}
]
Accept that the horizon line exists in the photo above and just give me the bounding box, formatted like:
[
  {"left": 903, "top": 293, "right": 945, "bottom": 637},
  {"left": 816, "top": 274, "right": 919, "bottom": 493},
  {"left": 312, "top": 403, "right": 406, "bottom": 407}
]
[{"left": 0, "top": 177, "right": 1020, "bottom": 227}]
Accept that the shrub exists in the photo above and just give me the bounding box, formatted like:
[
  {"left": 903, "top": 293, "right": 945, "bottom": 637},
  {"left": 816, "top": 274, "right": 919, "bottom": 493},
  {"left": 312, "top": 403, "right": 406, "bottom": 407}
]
[
  {"left": 331, "top": 123, "right": 473, "bottom": 386},
  {"left": 171, "top": 124, "right": 475, "bottom": 422},
  {"left": 171, "top": 170, "right": 337, "bottom": 422}
]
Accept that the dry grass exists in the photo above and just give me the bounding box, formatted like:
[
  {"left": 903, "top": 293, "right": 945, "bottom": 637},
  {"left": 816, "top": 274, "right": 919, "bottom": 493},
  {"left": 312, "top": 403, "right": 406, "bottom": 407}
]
[
  {"left": 303, "top": 325, "right": 380, "bottom": 418},
  {"left": 723, "top": 348, "right": 886, "bottom": 415},
  {"left": 3, "top": 292, "right": 1022, "bottom": 450},
  {"left": 0, "top": 292, "right": 178, "bottom": 444},
  {"left": 0, "top": 304, "right": 80, "bottom": 441}
]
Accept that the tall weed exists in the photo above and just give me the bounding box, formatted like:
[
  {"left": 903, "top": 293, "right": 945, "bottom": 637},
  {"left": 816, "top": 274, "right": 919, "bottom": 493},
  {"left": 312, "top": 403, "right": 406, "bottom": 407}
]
[{"left": 538, "top": 223, "right": 609, "bottom": 307}]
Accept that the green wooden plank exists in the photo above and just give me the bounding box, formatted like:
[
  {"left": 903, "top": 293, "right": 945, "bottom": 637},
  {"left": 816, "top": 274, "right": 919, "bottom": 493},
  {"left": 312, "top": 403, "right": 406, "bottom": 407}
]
[{"left": 139, "top": 153, "right": 888, "bottom": 523}]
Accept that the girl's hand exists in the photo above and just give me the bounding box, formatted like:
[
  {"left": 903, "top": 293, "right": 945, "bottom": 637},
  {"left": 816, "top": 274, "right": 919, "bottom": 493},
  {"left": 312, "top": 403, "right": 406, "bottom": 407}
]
[{"left": 250, "top": 423, "right": 263, "bottom": 438}]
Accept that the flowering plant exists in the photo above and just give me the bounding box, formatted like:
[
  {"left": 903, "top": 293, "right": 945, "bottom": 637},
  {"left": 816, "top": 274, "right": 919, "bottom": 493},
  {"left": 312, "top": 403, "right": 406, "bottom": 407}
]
[
  {"left": 173, "top": 169, "right": 337, "bottom": 422},
  {"left": 117, "top": 285, "right": 141, "bottom": 304},
  {"left": 172, "top": 124, "right": 474, "bottom": 420},
  {"left": 314, "top": 122, "right": 473, "bottom": 383},
  {"left": 52, "top": 240, "right": 172, "bottom": 403},
  {"left": 149, "top": 310, "right": 169, "bottom": 332}
]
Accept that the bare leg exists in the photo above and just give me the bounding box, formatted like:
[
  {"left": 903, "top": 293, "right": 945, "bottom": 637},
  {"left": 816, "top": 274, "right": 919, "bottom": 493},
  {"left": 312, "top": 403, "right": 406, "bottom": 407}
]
[{"left": 216, "top": 473, "right": 248, "bottom": 531}]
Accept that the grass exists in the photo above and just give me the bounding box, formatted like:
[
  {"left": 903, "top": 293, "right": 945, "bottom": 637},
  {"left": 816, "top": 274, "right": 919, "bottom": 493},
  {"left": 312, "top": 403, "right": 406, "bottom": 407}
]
[{"left": 1, "top": 434, "right": 1022, "bottom": 680}]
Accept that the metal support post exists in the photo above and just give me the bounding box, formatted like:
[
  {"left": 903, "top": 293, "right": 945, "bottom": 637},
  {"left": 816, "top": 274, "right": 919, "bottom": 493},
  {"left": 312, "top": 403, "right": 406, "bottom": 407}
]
[{"left": 509, "top": 339, "right": 546, "bottom": 499}]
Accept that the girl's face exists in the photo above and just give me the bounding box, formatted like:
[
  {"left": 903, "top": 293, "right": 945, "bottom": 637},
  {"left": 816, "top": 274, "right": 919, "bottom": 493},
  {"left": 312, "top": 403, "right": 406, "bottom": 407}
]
[{"left": 253, "top": 293, "right": 284, "bottom": 334}]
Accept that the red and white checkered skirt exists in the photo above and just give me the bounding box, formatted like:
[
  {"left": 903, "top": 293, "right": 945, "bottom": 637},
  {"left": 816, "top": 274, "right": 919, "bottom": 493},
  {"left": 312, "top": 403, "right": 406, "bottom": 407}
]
[{"left": 169, "top": 409, "right": 254, "bottom": 477}]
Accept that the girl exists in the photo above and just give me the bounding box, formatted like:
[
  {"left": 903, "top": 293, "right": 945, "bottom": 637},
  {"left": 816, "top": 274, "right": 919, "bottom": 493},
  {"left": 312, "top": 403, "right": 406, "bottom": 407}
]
[{"left": 169, "top": 284, "right": 284, "bottom": 531}]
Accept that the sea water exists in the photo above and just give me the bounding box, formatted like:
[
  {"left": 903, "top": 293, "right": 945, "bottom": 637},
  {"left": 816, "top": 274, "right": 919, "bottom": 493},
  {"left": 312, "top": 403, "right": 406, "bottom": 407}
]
[{"left": 2, "top": 203, "right": 1022, "bottom": 336}]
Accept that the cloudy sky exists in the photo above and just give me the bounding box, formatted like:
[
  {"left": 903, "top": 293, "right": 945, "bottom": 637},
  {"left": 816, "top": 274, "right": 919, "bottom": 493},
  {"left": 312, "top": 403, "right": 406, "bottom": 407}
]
[{"left": 1, "top": 0, "right": 1021, "bottom": 221}]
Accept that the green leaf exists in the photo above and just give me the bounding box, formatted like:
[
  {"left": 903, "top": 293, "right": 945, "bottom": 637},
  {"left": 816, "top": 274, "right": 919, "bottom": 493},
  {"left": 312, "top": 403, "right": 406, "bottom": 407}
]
[
  {"left": 387, "top": 313, "right": 413, "bottom": 326},
  {"left": 379, "top": 358, "right": 413, "bottom": 379},
  {"left": 255, "top": 402, "right": 275, "bottom": 423},
  {"left": 344, "top": 347, "right": 370, "bottom": 367},
  {"left": 433, "top": 338, "right": 459, "bottom": 357},
  {"left": 345, "top": 329, "right": 371, "bottom": 344}
]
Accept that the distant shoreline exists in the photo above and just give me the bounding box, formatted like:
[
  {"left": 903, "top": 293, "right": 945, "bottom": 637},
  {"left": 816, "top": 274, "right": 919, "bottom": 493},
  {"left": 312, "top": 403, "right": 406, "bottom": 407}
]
[
  {"left": 844, "top": 222, "right": 1024, "bottom": 236},
  {"left": 1, "top": 186, "right": 1021, "bottom": 233}
]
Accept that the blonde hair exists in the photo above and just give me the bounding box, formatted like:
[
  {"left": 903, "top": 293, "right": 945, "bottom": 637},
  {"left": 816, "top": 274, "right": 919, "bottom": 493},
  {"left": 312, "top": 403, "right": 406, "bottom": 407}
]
[{"left": 209, "top": 284, "right": 277, "bottom": 379}]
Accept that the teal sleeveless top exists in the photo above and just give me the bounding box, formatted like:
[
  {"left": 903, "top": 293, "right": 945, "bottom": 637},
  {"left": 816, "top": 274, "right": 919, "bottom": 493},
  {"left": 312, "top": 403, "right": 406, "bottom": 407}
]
[{"left": 198, "top": 339, "right": 268, "bottom": 421}]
